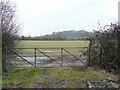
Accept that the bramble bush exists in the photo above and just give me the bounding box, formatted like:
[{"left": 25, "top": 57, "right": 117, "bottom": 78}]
[{"left": 86, "top": 23, "right": 120, "bottom": 75}]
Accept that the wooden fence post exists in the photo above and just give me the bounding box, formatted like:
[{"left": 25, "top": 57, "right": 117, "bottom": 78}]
[
  {"left": 61, "top": 48, "right": 63, "bottom": 66},
  {"left": 88, "top": 40, "right": 91, "bottom": 63},
  {"left": 34, "top": 48, "right": 36, "bottom": 67},
  {"left": 3, "top": 46, "right": 8, "bottom": 72}
]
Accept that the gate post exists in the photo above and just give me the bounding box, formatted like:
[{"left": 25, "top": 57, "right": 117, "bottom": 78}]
[
  {"left": 5, "top": 46, "right": 8, "bottom": 72},
  {"left": 34, "top": 48, "right": 36, "bottom": 67},
  {"left": 61, "top": 48, "right": 63, "bottom": 66},
  {"left": 88, "top": 40, "right": 92, "bottom": 64},
  {"left": 2, "top": 46, "right": 8, "bottom": 72},
  {"left": 89, "top": 40, "right": 92, "bottom": 60}
]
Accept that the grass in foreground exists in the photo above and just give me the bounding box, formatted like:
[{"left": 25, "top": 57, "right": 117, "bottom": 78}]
[{"left": 2, "top": 67, "right": 117, "bottom": 88}]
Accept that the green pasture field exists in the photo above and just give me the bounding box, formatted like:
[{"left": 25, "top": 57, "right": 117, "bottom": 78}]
[
  {"left": 18, "top": 40, "right": 89, "bottom": 55},
  {"left": 19, "top": 40, "right": 89, "bottom": 48}
]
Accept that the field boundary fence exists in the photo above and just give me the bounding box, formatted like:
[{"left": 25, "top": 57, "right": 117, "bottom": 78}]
[{"left": 6, "top": 47, "right": 88, "bottom": 69}]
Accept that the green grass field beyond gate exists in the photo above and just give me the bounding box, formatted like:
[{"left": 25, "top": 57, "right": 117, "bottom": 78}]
[
  {"left": 17, "top": 40, "right": 89, "bottom": 56},
  {"left": 20, "top": 40, "right": 89, "bottom": 48}
]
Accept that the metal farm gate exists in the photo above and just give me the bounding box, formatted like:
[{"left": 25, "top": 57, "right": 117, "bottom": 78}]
[{"left": 6, "top": 47, "right": 88, "bottom": 69}]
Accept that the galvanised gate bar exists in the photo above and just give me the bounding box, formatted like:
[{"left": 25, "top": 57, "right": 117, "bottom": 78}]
[{"left": 6, "top": 47, "right": 88, "bottom": 69}]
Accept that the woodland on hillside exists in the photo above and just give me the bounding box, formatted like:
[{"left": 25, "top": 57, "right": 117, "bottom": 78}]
[{"left": 19, "top": 30, "right": 94, "bottom": 40}]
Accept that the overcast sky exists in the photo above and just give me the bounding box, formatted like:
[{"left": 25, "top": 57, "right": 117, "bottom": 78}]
[{"left": 11, "top": 0, "right": 119, "bottom": 36}]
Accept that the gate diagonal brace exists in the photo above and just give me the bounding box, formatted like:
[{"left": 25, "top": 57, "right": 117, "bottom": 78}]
[
  {"left": 10, "top": 50, "right": 36, "bottom": 67},
  {"left": 36, "top": 48, "right": 61, "bottom": 65},
  {"left": 63, "top": 48, "right": 85, "bottom": 64}
]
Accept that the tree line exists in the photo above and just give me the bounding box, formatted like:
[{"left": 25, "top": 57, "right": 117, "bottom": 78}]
[{"left": 19, "top": 30, "right": 94, "bottom": 40}]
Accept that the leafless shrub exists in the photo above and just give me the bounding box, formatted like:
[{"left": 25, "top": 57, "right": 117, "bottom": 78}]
[{"left": 1, "top": 0, "right": 21, "bottom": 72}]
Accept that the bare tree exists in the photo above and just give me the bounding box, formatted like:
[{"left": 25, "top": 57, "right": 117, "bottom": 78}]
[{"left": 0, "top": 0, "right": 21, "bottom": 72}]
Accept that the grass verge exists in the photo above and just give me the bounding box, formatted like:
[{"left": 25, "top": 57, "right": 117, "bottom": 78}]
[{"left": 2, "top": 67, "right": 117, "bottom": 88}]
